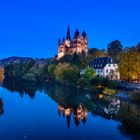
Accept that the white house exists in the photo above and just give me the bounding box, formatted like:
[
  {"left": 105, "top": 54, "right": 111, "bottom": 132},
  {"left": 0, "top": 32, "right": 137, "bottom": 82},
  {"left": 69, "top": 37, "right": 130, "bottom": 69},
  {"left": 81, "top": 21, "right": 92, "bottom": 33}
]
[{"left": 89, "top": 57, "right": 120, "bottom": 80}]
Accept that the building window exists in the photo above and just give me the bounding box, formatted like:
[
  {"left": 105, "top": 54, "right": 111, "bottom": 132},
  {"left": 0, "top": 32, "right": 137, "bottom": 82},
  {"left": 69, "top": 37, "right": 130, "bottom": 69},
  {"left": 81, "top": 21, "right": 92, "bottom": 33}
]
[
  {"left": 108, "top": 64, "right": 111, "bottom": 67},
  {"left": 113, "top": 64, "right": 115, "bottom": 67},
  {"left": 106, "top": 69, "right": 108, "bottom": 73},
  {"left": 110, "top": 69, "right": 113, "bottom": 73}
]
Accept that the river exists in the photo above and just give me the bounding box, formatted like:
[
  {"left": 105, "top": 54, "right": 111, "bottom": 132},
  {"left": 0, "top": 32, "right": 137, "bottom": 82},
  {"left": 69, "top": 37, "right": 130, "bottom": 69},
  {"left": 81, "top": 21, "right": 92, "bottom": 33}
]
[{"left": 0, "top": 80, "right": 140, "bottom": 140}]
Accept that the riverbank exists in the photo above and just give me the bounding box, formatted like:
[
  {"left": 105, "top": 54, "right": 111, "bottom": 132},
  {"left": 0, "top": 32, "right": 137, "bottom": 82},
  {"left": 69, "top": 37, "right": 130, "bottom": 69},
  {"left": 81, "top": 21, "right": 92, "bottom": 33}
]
[{"left": 119, "top": 82, "right": 140, "bottom": 90}]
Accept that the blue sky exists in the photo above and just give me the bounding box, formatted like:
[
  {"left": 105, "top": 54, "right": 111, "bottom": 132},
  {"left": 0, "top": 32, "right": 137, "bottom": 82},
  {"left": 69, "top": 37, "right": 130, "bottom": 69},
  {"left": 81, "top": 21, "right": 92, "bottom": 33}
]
[{"left": 0, "top": 0, "right": 140, "bottom": 58}]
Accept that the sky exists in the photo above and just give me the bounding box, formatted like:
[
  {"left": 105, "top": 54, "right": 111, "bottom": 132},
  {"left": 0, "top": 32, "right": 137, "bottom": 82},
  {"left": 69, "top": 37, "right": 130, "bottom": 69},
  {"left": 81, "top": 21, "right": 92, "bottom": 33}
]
[{"left": 0, "top": 0, "right": 140, "bottom": 59}]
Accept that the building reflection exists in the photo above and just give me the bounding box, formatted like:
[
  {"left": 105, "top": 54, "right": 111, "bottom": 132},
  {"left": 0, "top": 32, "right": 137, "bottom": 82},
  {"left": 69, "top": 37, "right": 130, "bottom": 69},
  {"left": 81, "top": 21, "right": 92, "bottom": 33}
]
[
  {"left": 0, "top": 98, "right": 4, "bottom": 116},
  {"left": 58, "top": 98, "right": 120, "bottom": 128},
  {"left": 0, "top": 67, "right": 4, "bottom": 83},
  {"left": 58, "top": 104, "right": 88, "bottom": 128}
]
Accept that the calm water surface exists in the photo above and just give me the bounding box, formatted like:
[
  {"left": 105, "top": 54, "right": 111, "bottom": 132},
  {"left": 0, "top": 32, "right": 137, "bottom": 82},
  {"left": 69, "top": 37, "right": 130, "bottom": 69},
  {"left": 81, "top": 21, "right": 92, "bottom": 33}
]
[{"left": 0, "top": 81, "right": 140, "bottom": 140}]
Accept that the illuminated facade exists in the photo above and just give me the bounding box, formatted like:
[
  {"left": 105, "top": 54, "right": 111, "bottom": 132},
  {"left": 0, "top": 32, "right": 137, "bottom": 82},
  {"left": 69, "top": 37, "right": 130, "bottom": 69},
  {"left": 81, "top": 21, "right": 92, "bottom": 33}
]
[{"left": 58, "top": 26, "right": 88, "bottom": 59}]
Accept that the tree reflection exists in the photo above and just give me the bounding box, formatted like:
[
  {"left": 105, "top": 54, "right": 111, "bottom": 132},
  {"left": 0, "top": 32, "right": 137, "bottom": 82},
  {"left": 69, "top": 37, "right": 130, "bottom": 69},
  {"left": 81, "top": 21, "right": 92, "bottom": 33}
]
[
  {"left": 118, "top": 101, "right": 140, "bottom": 135},
  {"left": 1, "top": 80, "right": 140, "bottom": 135},
  {"left": 2, "top": 79, "right": 45, "bottom": 99}
]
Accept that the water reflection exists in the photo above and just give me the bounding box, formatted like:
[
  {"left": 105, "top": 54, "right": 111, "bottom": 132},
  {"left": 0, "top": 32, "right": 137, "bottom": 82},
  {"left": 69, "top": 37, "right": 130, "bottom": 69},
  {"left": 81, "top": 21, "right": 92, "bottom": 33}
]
[
  {"left": 0, "top": 98, "right": 4, "bottom": 116},
  {"left": 58, "top": 103, "right": 88, "bottom": 128},
  {"left": 1, "top": 79, "right": 140, "bottom": 137},
  {"left": 2, "top": 79, "right": 45, "bottom": 99}
]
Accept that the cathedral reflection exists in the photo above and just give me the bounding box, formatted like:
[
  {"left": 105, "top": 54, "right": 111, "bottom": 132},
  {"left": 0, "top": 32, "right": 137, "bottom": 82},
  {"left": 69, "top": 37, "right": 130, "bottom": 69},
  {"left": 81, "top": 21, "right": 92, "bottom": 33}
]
[{"left": 58, "top": 104, "right": 88, "bottom": 128}]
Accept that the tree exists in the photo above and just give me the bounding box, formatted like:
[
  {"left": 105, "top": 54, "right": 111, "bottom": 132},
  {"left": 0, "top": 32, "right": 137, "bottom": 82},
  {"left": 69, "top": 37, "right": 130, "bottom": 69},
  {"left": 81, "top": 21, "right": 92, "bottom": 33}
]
[
  {"left": 82, "top": 67, "right": 96, "bottom": 80},
  {"left": 48, "top": 64, "right": 56, "bottom": 78},
  {"left": 4, "top": 59, "right": 49, "bottom": 82},
  {"left": 54, "top": 62, "right": 80, "bottom": 84},
  {"left": 107, "top": 40, "right": 123, "bottom": 62},
  {"left": 119, "top": 49, "right": 140, "bottom": 82},
  {"left": 88, "top": 48, "right": 107, "bottom": 65}
]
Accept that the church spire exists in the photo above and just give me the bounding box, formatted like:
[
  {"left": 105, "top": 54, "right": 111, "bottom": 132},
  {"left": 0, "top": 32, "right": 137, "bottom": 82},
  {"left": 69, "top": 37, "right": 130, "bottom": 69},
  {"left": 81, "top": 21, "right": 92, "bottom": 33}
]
[{"left": 66, "top": 26, "right": 71, "bottom": 40}]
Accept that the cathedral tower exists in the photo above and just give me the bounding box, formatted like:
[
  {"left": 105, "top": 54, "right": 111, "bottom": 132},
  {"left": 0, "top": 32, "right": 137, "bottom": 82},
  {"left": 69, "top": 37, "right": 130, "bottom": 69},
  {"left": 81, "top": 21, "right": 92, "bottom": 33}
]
[
  {"left": 57, "top": 27, "right": 88, "bottom": 59},
  {"left": 65, "top": 26, "right": 71, "bottom": 47}
]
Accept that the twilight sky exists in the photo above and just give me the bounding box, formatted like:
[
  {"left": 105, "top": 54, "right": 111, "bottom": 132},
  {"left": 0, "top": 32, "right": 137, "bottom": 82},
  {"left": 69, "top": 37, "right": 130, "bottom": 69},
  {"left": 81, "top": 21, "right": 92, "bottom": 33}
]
[{"left": 0, "top": 0, "right": 140, "bottom": 59}]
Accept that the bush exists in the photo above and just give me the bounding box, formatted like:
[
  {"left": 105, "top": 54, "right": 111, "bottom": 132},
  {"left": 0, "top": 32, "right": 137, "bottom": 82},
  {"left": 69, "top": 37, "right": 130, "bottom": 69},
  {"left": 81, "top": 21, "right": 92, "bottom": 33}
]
[
  {"left": 91, "top": 76, "right": 109, "bottom": 86},
  {"left": 103, "top": 87, "right": 116, "bottom": 95},
  {"left": 82, "top": 67, "right": 96, "bottom": 80}
]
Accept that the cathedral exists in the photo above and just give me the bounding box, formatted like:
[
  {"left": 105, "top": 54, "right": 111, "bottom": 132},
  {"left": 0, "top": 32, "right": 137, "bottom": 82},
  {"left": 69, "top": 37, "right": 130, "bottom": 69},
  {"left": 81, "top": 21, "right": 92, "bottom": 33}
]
[{"left": 57, "top": 26, "right": 88, "bottom": 59}]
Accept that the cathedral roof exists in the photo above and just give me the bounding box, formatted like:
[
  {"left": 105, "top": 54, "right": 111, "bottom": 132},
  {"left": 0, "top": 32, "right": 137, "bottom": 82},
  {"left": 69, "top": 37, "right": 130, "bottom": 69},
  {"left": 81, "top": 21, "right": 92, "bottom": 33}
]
[
  {"left": 74, "top": 29, "right": 80, "bottom": 39},
  {"left": 82, "top": 31, "right": 87, "bottom": 38},
  {"left": 66, "top": 26, "right": 71, "bottom": 40}
]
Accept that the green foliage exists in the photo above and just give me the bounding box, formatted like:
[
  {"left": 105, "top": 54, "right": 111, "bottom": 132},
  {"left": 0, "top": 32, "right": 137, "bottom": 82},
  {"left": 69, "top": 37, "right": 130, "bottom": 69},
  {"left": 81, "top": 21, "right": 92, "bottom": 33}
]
[
  {"left": 77, "top": 78, "right": 91, "bottom": 90},
  {"left": 103, "top": 88, "right": 116, "bottom": 95},
  {"left": 54, "top": 62, "right": 80, "bottom": 85},
  {"left": 4, "top": 60, "right": 48, "bottom": 82},
  {"left": 91, "top": 76, "right": 109, "bottom": 87},
  {"left": 82, "top": 67, "right": 96, "bottom": 80},
  {"left": 90, "top": 76, "right": 119, "bottom": 89},
  {"left": 58, "top": 49, "right": 106, "bottom": 70},
  {"left": 48, "top": 64, "right": 56, "bottom": 78},
  {"left": 58, "top": 53, "right": 87, "bottom": 69}
]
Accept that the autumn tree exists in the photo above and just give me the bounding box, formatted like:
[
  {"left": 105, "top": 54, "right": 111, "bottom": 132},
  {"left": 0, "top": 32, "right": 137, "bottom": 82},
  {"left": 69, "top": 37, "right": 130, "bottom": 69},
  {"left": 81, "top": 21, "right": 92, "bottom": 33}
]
[{"left": 119, "top": 49, "right": 140, "bottom": 82}]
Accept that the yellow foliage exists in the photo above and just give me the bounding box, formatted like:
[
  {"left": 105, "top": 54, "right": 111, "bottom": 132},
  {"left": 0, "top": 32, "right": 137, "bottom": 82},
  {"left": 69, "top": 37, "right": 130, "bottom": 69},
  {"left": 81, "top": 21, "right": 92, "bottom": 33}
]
[{"left": 119, "top": 50, "right": 140, "bottom": 82}]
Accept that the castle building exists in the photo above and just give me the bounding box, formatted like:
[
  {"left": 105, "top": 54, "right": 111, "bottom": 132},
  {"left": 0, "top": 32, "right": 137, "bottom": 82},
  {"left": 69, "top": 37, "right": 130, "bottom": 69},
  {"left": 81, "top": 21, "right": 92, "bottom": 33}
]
[{"left": 58, "top": 26, "right": 88, "bottom": 59}]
